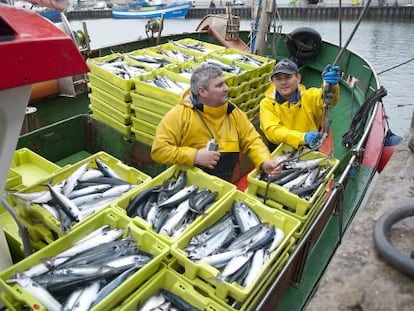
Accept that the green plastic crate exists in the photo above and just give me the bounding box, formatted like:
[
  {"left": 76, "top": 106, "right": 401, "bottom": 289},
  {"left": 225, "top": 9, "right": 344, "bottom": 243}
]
[
  {"left": 0, "top": 209, "right": 169, "bottom": 311},
  {"left": 246, "top": 143, "right": 339, "bottom": 218},
  {"left": 7, "top": 148, "right": 61, "bottom": 190},
  {"left": 89, "top": 94, "right": 131, "bottom": 125},
  {"left": 90, "top": 105, "right": 132, "bottom": 136},
  {"left": 90, "top": 85, "right": 132, "bottom": 113},
  {"left": 88, "top": 72, "right": 132, "bottom": 102},
  {"left": 10, "top": 151, "right": 151, "bottom": 239},
  {"left": 114, "top": 165, "right": 236, "bottom": 245},
  {"left": 116, "top": 267, "right": 228, "bottom": 311},
  {"left": 170, "top": 190, "right": 300, "bottom": 302}
]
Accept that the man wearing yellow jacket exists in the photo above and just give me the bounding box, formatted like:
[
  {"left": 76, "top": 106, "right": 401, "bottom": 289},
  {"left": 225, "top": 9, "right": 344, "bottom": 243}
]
[
  {"left": 151, "top": 63, "right": 281, "bottom": 182},
  {"left": 260, "top": 58, "right": 340, "bottom": 150}
]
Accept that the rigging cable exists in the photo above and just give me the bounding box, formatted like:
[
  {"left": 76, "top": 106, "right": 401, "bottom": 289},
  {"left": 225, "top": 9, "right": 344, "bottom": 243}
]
[{"left": 377, "top": 57, "right": 414, "bottom": 75}]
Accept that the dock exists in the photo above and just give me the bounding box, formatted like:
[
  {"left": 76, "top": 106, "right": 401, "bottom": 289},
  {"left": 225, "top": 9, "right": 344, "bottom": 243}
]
[
  {"left": 305, "top": 128, "right": 414, "bottom": 310},
  {"left": 66, "top": 5, "right": 414, "bottom": 20}
]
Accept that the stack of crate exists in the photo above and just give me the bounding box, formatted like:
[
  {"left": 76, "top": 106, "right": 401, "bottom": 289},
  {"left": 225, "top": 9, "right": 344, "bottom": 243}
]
[
  {"left": 87, "top": 38, "right": 276, "bottom": 145},
  {"left": 2, "top": 150, "right": 151, "bottom": 261}
]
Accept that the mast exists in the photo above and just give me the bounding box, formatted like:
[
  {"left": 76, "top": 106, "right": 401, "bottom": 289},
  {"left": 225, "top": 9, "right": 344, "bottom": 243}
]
[{"left": 252, "top": 0, "right": 273, "bottom": 56}]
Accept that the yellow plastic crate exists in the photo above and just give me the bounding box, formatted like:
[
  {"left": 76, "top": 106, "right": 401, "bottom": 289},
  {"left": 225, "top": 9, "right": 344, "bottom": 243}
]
[
  {"left": 10, "top": 151, "right": 151, "bottom": 239},
  {"left": 90, "top": 85, "right": 132, "bottom": 113},
  {"left": 131, "top": 116, "right": 157, "bottom": 136},
  {"left": 126, "top": 49, "right": 178, "bottom": 70},
  {"left": 116, "top": 268, "right": 228, "bottom": 311},
  {"left": 130, "top": 93, "right": 174, "bottom": 116},
  {"left": 90, "top": 105, "right": 132, "bottom": 136},
  {"left": 132, "top": 106, "right": 163, "bottom": 126},
  {"left": 88, "top": 72, "right": 132, "bottom": 102},
  {"left": 114, "top": 165, "right": 236, "bottom": 245},
  {"left": 88, "top": 53, "right": 152, "bottom": 91},
  {"left": 89, "top": 94, "right": 131, "bottom": 125},
  {"left": 0, "top": 209, "right": 169, "bottom": 311},
  {"left": 246, "top": 143, "right": 339, "bottom": 218},
  {"left": 8, "top": 148, "right": 61, "bottom": 190},
  {"left": 173, "top": 38, "right": 225, "bottom": 55},
  {"left": 164, "top": 61, "right": 198, "bottom": 81},
  {"left": 5, "top": 169, "right": 22, "bottom": 191},
  {"left": 134, "top": 69, "right": 190, "bottom": 105},
  {"left": 131, "top": 127, "right": 154, "bottom": 146},
  {"left": 170, "top": 190, "right": 300, "bottom": 302},
  {"left": 147, "top": 42, "right": 202, "bottom": 63}
]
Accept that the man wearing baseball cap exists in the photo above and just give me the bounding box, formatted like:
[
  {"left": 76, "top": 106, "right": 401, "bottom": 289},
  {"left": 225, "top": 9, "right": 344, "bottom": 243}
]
[{"left": 259, "top": 58, "right": 340, "bottom": 150}]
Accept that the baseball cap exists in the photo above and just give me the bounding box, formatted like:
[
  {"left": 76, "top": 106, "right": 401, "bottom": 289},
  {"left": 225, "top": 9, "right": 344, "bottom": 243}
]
[{"left": 271, "top": 59, "right": 299, "bottom": 78}]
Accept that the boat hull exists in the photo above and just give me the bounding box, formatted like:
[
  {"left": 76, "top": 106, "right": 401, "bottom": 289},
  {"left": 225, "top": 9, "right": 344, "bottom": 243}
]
[{"left": 112, "top": 2, "right": 191, "bottom": 19}]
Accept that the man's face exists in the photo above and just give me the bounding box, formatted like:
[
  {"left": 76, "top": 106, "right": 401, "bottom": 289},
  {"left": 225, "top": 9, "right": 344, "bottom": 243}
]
[
  {"left": 272, "top": 73, "right": 301, "bottom": 99},
  {"left": 199, "top": 76, "right": 229, "bottom": 107}
]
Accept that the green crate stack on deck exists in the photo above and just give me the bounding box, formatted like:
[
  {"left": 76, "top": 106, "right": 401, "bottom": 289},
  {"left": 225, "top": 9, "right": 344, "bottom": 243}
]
[{"left": 87, "top": 39, "right": 275, "bottom": 145}]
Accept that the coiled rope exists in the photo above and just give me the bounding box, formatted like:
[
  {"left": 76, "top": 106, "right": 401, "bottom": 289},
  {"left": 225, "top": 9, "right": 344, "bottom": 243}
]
[{"left": 342, "top": 86, "right": 387, "bottom": 148}]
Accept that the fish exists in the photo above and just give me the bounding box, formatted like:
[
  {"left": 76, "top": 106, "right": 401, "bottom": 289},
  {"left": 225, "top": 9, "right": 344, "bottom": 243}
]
[
  {"left": 7, "top": 276, "right": 62, "bottom": 311},
  {"left": 156, "top": 185, "right": 198, "bottom": 209}
]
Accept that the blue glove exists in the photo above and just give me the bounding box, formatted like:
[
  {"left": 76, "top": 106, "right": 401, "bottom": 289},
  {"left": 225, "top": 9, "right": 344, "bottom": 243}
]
[
  {"left": 322, "top": 64, "right": 341, "bottom": 85},
  {"left": 305, "top": 131, "right": 323, "bottom": 148}
]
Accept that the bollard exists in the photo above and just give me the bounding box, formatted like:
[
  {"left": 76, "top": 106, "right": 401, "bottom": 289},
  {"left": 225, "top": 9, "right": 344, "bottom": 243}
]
[{"left": 20, "top": 106, "right": 40, "bottom": 135}]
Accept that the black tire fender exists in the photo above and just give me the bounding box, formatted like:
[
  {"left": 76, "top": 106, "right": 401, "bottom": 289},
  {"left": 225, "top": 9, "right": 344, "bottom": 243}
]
[
  {"left": 373, "top": 203, "right": 414, "bottom": 278},
  {"left": 286, "top": 27, "right": 322, "bottom": 60}
]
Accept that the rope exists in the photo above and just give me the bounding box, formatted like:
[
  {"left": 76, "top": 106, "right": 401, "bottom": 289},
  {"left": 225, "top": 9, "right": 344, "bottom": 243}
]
[
  {"left": 342, "top": 86, "right": 387, "bottom": 148},
  {"left": 377, "top": 57, "right": 414, "bottom": 75}
]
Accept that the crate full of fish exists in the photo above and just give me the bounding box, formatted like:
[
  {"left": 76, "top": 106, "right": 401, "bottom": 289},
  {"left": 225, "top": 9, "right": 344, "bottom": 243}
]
[
  {"left": 88, "top": 72, "right": 132, "bottom": 102},
  {"left": 170, "top": 190, "right": 300, "bottom": 303},
  {"left": 0, "top": 209, "right": 169, "bottom": 311},
  {"left": 172, "top": 38, "right": 226, "bottom": 56},
  {"left": 212, "top": 48, "right": 275, "bottom": 78},
  {"left": 87, "top": 53, "right": 151, "bottom": 91},
  {"left": 5, "top": 148, "right": 61, "bottom": 191},
  {"left": 8, "top": 151, "right": 151, "bottom": 239},
  {"left": 246, "top": 143, "right": 339, "bottom": 219},
  {"left": 115, "top": 267, "right": 229, "bottom": 311},
  {"left": 164, "top": 61, "right": 200, "bottom": 81},
  {"left": 133, "top": 69, "right": 190, "bottom": 105},
  {"left": 197, "top": 56, "right": 254, "bottom": 87},
  {"left": 147, "top": 42, "right": 203, "bottom": 63},
  {"left": 114, "top": 165, "right": 237, "bottom": 245}
]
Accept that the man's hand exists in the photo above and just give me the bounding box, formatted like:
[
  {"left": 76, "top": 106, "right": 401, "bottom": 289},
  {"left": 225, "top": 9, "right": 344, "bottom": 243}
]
[
  {"left": 194, "top": 148, "right": 221, "bottom": 169},
  {"left": 322, "top": 64, "right": 341, "bottom": 85},
  {"left": 305, "top": 131, "right": 323, "bottom": 148},
  {"left": 261, "top": 160, "right": 282, "bottom": 178}
]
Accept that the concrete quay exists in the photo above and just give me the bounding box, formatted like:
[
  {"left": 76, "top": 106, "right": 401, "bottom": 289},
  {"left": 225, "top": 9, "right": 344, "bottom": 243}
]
[{"left": 305, "top": 129, "right": 414, "bottom": 311}]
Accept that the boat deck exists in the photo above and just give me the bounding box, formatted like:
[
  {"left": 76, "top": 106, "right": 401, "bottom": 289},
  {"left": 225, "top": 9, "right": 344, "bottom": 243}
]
[{"left": 305, "top": 129, "right": 414, "bottom": 310}]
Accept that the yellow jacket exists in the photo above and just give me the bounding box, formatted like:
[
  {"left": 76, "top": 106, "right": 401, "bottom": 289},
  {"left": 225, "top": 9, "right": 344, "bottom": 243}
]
[
  {"left": 260, "top": 83, "right": 339, "bottom": 149},
  {"left": 151, "top": 89, "right": 272, "bottom": 171}
]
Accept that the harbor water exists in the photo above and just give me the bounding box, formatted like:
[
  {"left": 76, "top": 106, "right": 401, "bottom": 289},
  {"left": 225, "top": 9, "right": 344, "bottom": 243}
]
[{"left": 69, "top": 18, "right": 414, "bottom": 136}]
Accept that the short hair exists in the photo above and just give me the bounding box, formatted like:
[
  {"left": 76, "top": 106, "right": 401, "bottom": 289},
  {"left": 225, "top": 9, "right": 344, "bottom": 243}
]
[{"left": 190, "top": 63, "right": 224, "bottom": 96}]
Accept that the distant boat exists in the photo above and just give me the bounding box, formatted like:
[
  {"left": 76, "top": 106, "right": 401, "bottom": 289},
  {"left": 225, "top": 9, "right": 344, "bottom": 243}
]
[{"left": 112, "top": 1, "right": 192, "bottom": 19}]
